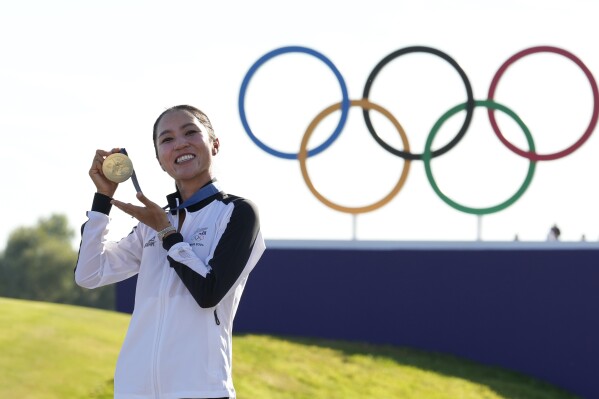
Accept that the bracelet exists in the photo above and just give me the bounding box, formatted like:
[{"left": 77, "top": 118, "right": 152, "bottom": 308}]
[{"left": 156, "top": 225, "right": 177, "bottom": 240}]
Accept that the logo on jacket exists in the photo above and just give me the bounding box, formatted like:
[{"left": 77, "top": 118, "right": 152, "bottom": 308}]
[
  {"left": 190, "top": 227, "right": 208, "bottom": 247},
  {"left": 193, "top": 227, "right": 208, "bottom": 241},
  {"left": 191, "top": 227, "right": 208, "bottom": 246},
  {"left": 144, "top": 236, "right": 157, "bottom": 248}
]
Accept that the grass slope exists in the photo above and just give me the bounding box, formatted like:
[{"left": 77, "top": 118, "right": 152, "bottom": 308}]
[{"left": 0, "top": 297, "right": 581, "bottom": 399}]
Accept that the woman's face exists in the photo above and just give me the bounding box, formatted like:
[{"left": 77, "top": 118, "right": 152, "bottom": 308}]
[{"left": 155, "top": 109, "right": 219, "bottom": 187}]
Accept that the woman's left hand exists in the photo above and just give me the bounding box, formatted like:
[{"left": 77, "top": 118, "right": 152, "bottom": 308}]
[{"left": 111, "top": 192, "right": 171, "bottom": 232}]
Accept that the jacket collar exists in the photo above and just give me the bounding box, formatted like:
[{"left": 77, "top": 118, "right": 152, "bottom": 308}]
[{"left": 165, "top": 179, "right": 222, "bottom": 214}]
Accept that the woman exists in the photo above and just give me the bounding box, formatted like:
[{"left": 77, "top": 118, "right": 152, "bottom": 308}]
[{"left": 76, "top": 105, "right": 265, "bottom": 399}]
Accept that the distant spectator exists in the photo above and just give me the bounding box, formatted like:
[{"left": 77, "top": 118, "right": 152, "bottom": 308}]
[{"left": 547, "top": 224, "right": 561, "bottom": 241}]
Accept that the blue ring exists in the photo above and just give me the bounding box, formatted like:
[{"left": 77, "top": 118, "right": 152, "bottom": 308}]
[{"left": 238, "top": 46, "right": 350, "bottom": 159}]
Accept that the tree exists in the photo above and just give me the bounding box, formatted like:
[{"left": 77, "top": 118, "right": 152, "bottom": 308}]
[{"left": 0, "top": 214, "right": 114, "bottom": 309}]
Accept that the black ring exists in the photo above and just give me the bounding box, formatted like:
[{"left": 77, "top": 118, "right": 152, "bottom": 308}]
[{"left": 362, "top": 46, "right": 475, "bottom": 161}]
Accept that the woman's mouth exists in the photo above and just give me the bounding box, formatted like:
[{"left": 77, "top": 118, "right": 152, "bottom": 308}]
[{"left": 176, "top": 154, "right": 195, "bottom": 164}]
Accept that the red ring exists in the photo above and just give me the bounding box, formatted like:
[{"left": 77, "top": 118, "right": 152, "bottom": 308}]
[{"left": 487, "top": 46, "right": 599, "bottom": 161}]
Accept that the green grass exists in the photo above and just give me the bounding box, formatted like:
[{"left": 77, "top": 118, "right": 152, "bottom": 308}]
[
  {"left": 0, "top": 297, "right": 581, "bottom": 399},
  {"left": 0, "top": 297, "right": 128, "bottom": 398}
]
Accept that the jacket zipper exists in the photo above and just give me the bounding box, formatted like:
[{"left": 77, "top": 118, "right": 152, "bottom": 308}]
[{"left": 214, "top": 309, "right": 220, "bottom": 325}]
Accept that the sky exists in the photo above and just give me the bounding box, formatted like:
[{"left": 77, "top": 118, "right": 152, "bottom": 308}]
[{"left": 1, "top": 0, "right": 599, "bottom": 248}]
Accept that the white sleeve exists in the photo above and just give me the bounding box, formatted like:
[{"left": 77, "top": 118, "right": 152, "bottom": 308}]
[
  {"left": 166, "top": 241, "right": 212, "bottom": 277},
  {"left": 75, "top": 211, "right": 143, "bottom": 289}
]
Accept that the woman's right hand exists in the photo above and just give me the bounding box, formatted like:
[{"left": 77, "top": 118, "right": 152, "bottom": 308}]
[{"left": 89, "top": 148, "right": 121, "bottom": 198}]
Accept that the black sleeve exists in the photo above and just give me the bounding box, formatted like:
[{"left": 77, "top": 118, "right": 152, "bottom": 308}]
[
  {"left": 91, "top": 192, "right": 113, "bottom": 214},
  {"left": 78, "top": 193, "right": 113, "bottom": 236},
  {"left": 165, "top": 199, "right": 261, "bottom": 308}
]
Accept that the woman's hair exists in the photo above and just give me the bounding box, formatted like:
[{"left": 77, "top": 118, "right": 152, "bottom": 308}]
[{"left": 152, "top": 105, "right": 216, "bottom": 156}]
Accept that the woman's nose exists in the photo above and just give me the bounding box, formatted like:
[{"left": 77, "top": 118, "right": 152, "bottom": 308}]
[{"left": 174, "top": 137, "right": 190, "bottom": 149}]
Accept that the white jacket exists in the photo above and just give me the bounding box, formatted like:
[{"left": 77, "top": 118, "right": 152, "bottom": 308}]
[{"left": 75, "top": 188, "right": 265, "bottom": 399}]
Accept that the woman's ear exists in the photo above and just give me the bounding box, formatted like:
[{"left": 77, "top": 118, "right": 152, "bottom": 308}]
[{"left": 212, "top": 138, "right": 220, "bottom": 156}]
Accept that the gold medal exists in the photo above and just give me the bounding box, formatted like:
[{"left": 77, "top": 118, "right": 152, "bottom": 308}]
[{"left": 102, "top": 153, "right": 134, "bottom": 183}]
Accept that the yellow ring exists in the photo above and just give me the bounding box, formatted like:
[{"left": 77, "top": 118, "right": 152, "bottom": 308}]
[{"left": 298, "top": 99, "right": 411, "bottom": 214}]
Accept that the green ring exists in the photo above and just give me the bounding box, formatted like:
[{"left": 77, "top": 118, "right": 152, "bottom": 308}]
[{"left": 423, "top": 100, "right": 536, "bottom": 215}]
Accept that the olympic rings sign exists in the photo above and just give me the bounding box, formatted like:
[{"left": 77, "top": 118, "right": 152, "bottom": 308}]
[{"left": 238, "top": 45, "right": 599, "bottom": 216}]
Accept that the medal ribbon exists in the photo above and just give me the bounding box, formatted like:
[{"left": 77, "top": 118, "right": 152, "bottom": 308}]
[{"left": 119, "top": 148, "right": 142, "bottom": 193}]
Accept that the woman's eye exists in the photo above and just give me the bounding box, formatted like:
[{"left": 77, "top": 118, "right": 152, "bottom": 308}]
[
  {"left": 160, "top": 137, "right": 173, "bottom": 144},
  {"left": 185, "top": 130, "right": 199, "bottom": 136}
]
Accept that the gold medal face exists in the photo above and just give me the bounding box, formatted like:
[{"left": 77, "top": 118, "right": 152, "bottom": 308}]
[{"left": 102, "top": 153, "right": 134, "bottom": 183}]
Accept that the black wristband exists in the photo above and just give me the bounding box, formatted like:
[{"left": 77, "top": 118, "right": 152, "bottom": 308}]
[
  {"left": 162, "top": 232, "right": 183, "bottom": 251},
  {"left": 91, "top": 193, "right": 113, "bottom": 215}
]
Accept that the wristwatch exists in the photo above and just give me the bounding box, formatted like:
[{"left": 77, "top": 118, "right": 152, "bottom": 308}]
[{"left": 157, "top": 225, "right": 177, "bottom": 240}]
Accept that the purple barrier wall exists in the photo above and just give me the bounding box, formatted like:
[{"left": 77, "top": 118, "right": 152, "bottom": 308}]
[{"left": 116, "top": 241, "right": 599, "bottom": 398}]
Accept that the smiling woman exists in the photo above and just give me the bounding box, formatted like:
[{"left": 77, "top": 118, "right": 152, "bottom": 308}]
[
  {"left": 74, "top": 105, "right": 266, "bottom": 399},
  {"left": 152, "top": 105, "right": 220, "bottom": 202}
]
